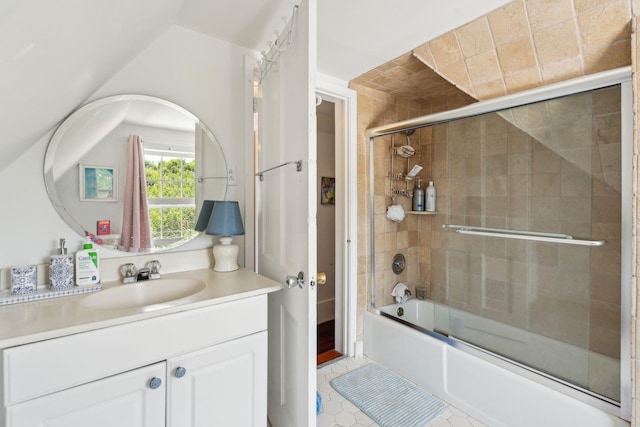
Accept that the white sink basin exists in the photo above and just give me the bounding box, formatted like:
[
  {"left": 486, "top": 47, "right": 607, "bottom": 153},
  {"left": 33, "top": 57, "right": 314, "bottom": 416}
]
[{"left": 81, "top": 278, "right": 206, "bottom": 310}]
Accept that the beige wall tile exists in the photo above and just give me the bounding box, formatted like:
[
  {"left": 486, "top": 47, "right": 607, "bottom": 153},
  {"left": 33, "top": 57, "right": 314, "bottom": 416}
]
[
  {"left": 474, "top": 78, "right": 508, "bottom": 100},
  {"left": 456, "top": 16, "right": 495, "bottom": 57},
  {"left": 429, "top": 31, "right": 463, "bottom": 69},
  {"left": 543, "top": 58, "right": 583, "bottom": 86},
  {"left": 504, "top": 67, "right": 544, "bottom": 93},
  {"left": 488, "top": 0, "right": 530, "bottom": 46},
  {"left": 575, "top": 0, "right": 621, "bottom": 13},
  {"left": 466, "top": 50, "right": 503, "bottom": 84},
  {"left": 532, "top": 173, "right": 561, "bottom": 196},
  {"left": 413, "top": 44, "right": 435, "bottom": 69},
  {"left": 438, "top": 60, "right": 474, "bottom": 96},
  {"left": 577, "top": 0, "right": 631, "bottom": 48},
  {"left": 533, "top": 20, "right": 582, "bottom": 65},
  {"left": 526, "top": 0, "right": 576, "bottom": 33},
  {"left": 497, "top": 36, "right": 537, "bottom": 75},
  {"left": 583, "top": 39, "right": 632, "bottom": 74}
]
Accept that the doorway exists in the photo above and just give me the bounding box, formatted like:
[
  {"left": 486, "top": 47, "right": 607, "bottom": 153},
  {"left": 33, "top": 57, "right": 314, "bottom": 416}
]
[
  {"left": 316, "top": 97, "right": 341, "bottom": 365},
  {"left": 313, "top": 80, "right": 358, "bottom": 367}
]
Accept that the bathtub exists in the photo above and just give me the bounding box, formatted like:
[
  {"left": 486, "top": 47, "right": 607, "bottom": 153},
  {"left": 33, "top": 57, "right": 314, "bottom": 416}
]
[{"left": 364, "top": 299, "right": 628, "bottom": 427}]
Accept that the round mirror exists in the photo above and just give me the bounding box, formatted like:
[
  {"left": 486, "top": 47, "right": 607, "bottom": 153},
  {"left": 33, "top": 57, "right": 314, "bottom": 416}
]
[{"left": 44, "top": 95, "right": 228, "bottom": 253}]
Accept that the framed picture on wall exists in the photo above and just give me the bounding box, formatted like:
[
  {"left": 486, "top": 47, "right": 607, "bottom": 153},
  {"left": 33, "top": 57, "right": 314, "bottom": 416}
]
[
  {"left": 80, "top": 164, "right": 117, "bottom": 202},
  {"left": 321, "top": 177, "right": 335, "bottom": 205}
]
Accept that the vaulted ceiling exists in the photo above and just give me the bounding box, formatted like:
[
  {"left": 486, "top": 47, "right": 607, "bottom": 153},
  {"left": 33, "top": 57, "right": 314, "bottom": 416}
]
[{"left": 0, "top": 0, "right": 511, "bottom": 174}]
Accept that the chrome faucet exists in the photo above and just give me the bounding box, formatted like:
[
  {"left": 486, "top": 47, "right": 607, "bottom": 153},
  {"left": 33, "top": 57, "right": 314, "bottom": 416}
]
[
  {"left": 148, "top": 260, "right": 161, "bottom": 280},
  {"left": 121, "top": 263, "right": 138, "bottom": 284},
  {"left": 120, "top": 260, "right": 161, "bottom": 284}
]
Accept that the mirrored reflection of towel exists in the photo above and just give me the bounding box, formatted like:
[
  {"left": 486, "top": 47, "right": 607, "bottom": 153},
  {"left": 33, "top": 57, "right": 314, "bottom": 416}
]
[{"left": 386, "top": 204, "right": 405, "bottom": 223}]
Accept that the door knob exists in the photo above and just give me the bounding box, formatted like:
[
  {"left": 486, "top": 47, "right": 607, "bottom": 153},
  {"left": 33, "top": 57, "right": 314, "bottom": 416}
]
[
  {"left": 285, "top": 271, "right": 305, "bottom": 289},
  {"left": 317, "top": 272, "right": 327, "bottom": 285}
]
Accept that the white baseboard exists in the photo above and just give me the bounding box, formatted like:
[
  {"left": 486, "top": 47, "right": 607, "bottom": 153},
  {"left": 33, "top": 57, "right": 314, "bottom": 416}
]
[{"left": 317, "top": 298, "right": 335, "bottom": 324}]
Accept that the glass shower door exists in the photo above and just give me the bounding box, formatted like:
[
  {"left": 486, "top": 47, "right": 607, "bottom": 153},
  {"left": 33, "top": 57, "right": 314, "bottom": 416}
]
[{"left": 431, "top": 85, "right": 623, "bottom": 402}]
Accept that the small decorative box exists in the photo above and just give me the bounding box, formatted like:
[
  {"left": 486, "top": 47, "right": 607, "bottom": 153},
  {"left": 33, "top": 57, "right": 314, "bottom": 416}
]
[{"left": 11, "top": 265, "right": 37, "bottom": 295}]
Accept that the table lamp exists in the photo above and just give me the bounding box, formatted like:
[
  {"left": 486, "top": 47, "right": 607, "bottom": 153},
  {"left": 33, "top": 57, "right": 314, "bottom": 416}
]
[
  {"left": 195, "top": 200, "right": 216, "bottom": 232},
  {"left": 204, "top": 201, "right": 245, "bottom": 272}
]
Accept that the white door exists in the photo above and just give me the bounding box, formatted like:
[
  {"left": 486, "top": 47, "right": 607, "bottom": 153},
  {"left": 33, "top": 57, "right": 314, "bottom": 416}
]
[
  {"left": 255, "top": 1, "right": 317, "bottom": 426},
  {"left": 6, "top": 362, "right": 166, "bottom": 427},
  {"left": 167, "top": 332, "right": 268, "bottom": 427}
]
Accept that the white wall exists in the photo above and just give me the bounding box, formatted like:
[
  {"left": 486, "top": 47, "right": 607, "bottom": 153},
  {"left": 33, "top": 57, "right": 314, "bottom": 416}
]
[{"left": 0, "top": 25, "right": 255, "bottom": 276}]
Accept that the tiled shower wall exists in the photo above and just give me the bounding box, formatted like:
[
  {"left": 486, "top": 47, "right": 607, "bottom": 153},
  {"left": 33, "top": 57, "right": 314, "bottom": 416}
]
[
  {"left": 352, "top": 0, "right": 640, "bottom": 420},
  {"left": 413, "top": 0, "right": 631, "bottom": 99},
  {"left": 429, "top": 87, "right": 622, "bottom": 358},
  {"left": 351, "top": 83, "right": 473, "bottom": 339}
]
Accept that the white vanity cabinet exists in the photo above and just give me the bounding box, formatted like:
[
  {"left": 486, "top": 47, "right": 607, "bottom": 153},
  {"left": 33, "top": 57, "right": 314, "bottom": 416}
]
[
  {"left": 167, "top": 331, "right": 267, "bottom": 426},
  {"left": 6, "top": 362, "right": 167, "bottom": 427},
  {"left": 1, "top": 293, "right": 270, "bottom": 427}
]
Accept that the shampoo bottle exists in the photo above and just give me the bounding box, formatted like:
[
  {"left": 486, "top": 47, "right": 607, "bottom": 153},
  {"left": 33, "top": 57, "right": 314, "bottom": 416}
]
[
  {"left": 412, "top": 179, "right": 424, "bottom": 211},
  {"left": 425, "top": 181, "right": 436, "bottom": 212},
  {"left": 76, "top": 238, "right": 100, "bottom": 286},
  {"left": 50, "top": 238, "right": 74, "bottom": 290}
]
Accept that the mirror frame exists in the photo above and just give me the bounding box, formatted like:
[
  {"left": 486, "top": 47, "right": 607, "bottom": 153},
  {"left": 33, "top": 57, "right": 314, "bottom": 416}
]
[{"left": 44, "top": 94, "right": 228, "bottom": 253}]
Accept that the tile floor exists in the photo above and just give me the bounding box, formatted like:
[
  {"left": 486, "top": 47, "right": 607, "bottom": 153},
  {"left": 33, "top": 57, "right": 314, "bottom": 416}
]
[{"left": 317, "top": 356, "right": 488, "bottom": 427}]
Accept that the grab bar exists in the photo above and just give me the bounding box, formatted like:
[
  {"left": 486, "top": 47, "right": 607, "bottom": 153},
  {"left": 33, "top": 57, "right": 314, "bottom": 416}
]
[
  {"left": 442, "top": 224, "right": 605, "bottom": 247},
  {"left": 255, "top": 159, "right": 303, "bottom": 181}
]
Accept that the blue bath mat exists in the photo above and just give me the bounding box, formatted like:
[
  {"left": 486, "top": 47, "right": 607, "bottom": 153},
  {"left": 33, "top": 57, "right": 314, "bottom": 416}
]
[{"left": 330, "top": 363, "right": 447, "bottom": 427}]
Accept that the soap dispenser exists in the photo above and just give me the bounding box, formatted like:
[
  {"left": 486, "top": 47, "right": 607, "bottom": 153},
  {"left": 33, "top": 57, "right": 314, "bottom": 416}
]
[{"left": 49, "top": 238, "right": 74, "bottom": 290}]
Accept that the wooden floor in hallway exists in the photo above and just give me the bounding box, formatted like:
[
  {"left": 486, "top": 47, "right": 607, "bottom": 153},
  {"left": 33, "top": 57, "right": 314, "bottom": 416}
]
[{"left": 317, "top": 319, "right": 342, "bottom": 365}]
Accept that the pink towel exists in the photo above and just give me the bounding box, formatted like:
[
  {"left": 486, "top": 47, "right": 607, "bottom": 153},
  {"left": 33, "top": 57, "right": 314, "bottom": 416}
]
[{"left": 119, "top": 135, "right": 152, "bottom": 252}]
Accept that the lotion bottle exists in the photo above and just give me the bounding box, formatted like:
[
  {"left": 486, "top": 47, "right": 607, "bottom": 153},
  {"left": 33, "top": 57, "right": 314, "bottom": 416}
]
[
  {"left": 425, "top": 181, "right": 436, "bottom": 212},
  {"left": 76, "top": 238, "right": 100, "bottom": 286},
  {"left": 412, "top": 179, "right": 424, "bottom": 211}
]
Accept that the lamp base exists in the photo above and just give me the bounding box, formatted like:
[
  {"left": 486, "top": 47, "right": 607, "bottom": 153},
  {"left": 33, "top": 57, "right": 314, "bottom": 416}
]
[{"left": 213, "top": 236, "right": 239, "bottom": 272}]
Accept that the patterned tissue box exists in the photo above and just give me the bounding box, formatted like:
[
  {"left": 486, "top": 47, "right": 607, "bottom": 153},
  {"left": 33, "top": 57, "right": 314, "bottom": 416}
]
[{"left": 11, "top": 265, "right": 37, "bottom": 295}]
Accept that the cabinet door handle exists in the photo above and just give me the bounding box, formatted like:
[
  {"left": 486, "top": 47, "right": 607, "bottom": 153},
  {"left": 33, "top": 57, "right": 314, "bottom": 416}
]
[
  {"left": 175, "top": 367, "right": 187, "bottom": 378},
  {"left": 148, "top": 377, "right": 163, "bottom": 389}
]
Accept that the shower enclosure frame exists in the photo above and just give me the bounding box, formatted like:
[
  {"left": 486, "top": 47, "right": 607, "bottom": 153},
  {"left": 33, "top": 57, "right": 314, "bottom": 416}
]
[{"left": 365, "top": 66, "right": 632, "bottom": 420}]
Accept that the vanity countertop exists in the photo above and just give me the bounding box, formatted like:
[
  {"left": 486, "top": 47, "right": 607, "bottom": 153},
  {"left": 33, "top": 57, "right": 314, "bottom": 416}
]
[{"left": 0, "top": 268, "right": 283, "bottom": 349}]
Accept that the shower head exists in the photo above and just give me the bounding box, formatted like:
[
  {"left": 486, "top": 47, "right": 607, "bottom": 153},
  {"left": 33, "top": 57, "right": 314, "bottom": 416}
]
[{"left": 405, "top": 129, "right": 415, "bottom": 146}]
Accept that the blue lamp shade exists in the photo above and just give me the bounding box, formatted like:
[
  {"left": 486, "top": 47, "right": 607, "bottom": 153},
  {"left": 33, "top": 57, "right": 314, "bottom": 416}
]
[
  {"left": 205, "top": 201, "right": 245, "bottom": 237},
  {"left": 195, "top": 200, "right": 216, "bottom": 232},
  {"left": 201, "top": 201, "right": 244, "bottom": 272}
]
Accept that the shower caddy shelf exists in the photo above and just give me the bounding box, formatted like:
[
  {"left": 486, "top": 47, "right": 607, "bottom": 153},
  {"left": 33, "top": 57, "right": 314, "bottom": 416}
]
[
  {"left": 407, "top": 210, "right": 437, "bottom": 215},
  {"left": 389, "top": 139, "right": 423, "bottom": 198},
  {"left": 388, "top": 135, "right": 437, "bottom": 214}
]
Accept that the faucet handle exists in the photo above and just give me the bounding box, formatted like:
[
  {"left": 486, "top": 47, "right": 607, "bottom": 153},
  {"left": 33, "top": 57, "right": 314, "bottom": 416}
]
[
  {"left": 147, "top": 260, "right": 161, "bottom": 279},
  {"left": 121, "top": 263, "right": 138, "bottom": 284}
]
